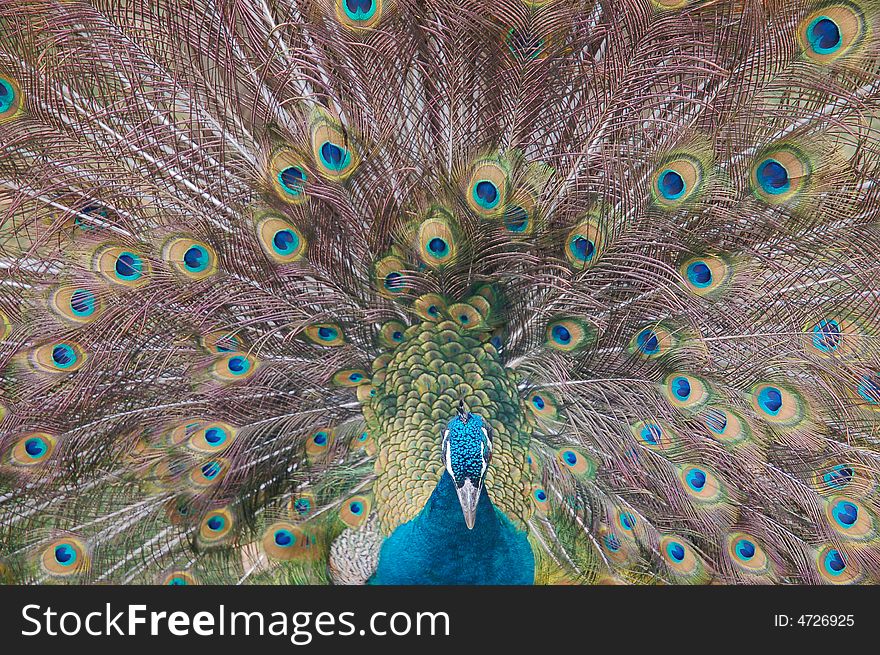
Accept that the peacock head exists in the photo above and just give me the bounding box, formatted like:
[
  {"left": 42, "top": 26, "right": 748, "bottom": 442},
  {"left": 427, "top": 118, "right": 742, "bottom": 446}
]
[{"left": 441, "top": 402, "right": 493, "bottom": 530}]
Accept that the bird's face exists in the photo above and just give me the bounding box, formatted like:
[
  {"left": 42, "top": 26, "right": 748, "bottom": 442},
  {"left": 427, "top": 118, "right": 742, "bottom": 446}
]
[{"left": 441, "top": 411, "right": 493, "bottom": 530}]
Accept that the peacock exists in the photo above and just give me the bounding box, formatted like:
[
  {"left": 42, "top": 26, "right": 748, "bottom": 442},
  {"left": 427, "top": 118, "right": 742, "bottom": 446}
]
[{"left": 1, "top": 0, "right": 880, "bottom": 587}]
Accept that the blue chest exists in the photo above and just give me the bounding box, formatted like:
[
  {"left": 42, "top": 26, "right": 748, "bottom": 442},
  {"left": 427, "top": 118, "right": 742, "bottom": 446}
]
[{"left": 369, "top": 472, "right": 535, "bottom": 585}]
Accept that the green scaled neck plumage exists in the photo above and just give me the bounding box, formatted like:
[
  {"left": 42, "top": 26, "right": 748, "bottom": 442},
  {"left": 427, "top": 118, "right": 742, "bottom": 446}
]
[{"left": 369, "top": 471, "right": 535, "bottom": 585}]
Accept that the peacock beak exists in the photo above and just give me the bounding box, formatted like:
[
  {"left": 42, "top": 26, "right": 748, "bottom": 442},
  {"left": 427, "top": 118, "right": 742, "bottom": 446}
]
[{"left": 455, "top": 478, "right": 480, "bottom": 530}]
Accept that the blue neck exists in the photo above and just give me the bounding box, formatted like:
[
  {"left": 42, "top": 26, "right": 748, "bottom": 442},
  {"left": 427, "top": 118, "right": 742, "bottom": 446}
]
[{"left": 370, "top": 472, "right": 534, "bottom": 585}]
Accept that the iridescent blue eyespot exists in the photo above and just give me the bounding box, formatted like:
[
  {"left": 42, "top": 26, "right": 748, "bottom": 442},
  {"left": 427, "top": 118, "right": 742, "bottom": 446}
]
[
  {"left": 227, "top": 355, "right": 251, "bottom": 376},
  {"left": 427, "top": 237, "right": 449, "bottom": 257},
  {"left": 735, "top": 539, "right": 756, "bottom": 561},
  {"left": 636, "top": 329, "right": 660, "bottom": 355},
  {"left": 319, "top": 142, "right": 351, "bottom": 171},
  {"left": 272, "top": 229, "right": 300, "bottom": 256},
  {"left": 824, "top": 549, "right": 846, "bottom": 575},
  {"left": 685, "top": 468, "right": 707, "bottom": 492},
  {"left": 349, "top": 501, "right": 363, "bottom": 515},
  {"left": 317, "top": 327, "right": 338, "bottom": 341},
  {"left": 639, "top": 424, "right": 661, "bottom": 445},
  {"left": 472, "top": 180, "right": 500, "bottom": 210},
  {"left": 313, "top": 431, "right": 328, "bottom": 446},
  {"left": 757, "top": 386, "right": 783, "bottom": 415},
  {"left": 70, "top": 289, "right": 96, "bottom": 317},
  {"left": 831, "top": 500, "right": 859, "bottom": 529},
  {"left": 343, "top": 0, "right": 377, "bottom": 21},
  {"left": 807, "top": 16, "right": 842, "bottom": 54},
  {"left": 603, "top": 533, "right": 621, "bottom": 552},
  {"left": 620, "top": 512, "right": 636, "bottom": 531},
  {"left": 52, "top": 344, "right": 77, "bottom": 369},
  {"left": 54, "top": 544, "right": 77, "bottom": 566},
  {"left": 204, "top": 427, "right": 227, "bottom": 446},
  {"left": 686, "top": 261, "right": 712, "bottom": 288},
  {"left": 274, "top": 529, "right": 295, "bottom": 547},
  {"left": 384, "top": 272, "right": 404, "bottom": 291},
  {"left": 658, "top": 170, "right": 685, "bottom": 200},
  {"left": 278, "top": 166, "right": 307, "bottom": 196},
  {"left": 551, "top": 325, "right": 571, "bottom": 345},
  {"left": 812, "top": 319, "right": 841, "bottom": 353},
  {"left": 562, "top": 450, "right": 578, "bottom": 466},
  {"left": 183, "top": 245, "right": 210, "bottom": 272},
  {"left": 857, "top": 374, "right": 880, "bottom": 404},
  {"left": 25, "top": 437, "right": 48, "bottom": 459},
  {"left": 568, "top": 236, "right": 595, "bottom": 263},
  {"left": 202, "top": 461, "right": 222, "bottom": 480},
  {"left": 0, "top": 78, "right": 15, "bottom": 113},
  {"left": 168, "top": 577, "right": 188, "bottom": 585},
  {"left": 671, "top": 376, "right": 691, "bottom": 400},
  {"left": 206, "top": 515, "right": 225, "bottom": 531},
  {"left": 534, "top": 488, "right": 547, "bottom": 502},
  {"left": 667, "top": 541, "right": 686, "bottom": 562},
  {"left": 294, "top": 499, "right": 312, "bottom": 515},
  {"left": 756, "top": 159, "right": 790, "bottom": 195},
  {"left": 504, "top": 205, "right": 530, "bottom": 232},
  {"left": 532, "top": 395, "right": 546, "bottom": 410},
  {"left": 704, "top": 409, "right": 727, "bottom": 434},
  {"left": 824, "top": 465, "right": 854, "bottom": 490},
  {"left": 115, "top": 252, "right": 143, "bottom": 281}
]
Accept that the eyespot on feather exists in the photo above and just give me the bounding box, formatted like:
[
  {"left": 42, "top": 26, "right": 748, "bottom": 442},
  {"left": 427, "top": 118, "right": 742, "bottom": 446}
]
[
  {"left": 189, "top": 458, "right": 229, "bottom": 488},
  {"left": 339, "top": 495, "right": 371, "bottom": 528},
  {"left": 201, "top": 331, "right": 245, "bottom": 354},
  {"left": 413, "top": 293, "right": 448, "bottom": 321},
  {"left": 630, "top": 420, "right": 679, "bottom": 453},
  {"left": 211, "top": 352, "right": 258, "bottom": 381},
  {"left": 93, "top": 246, "right": 151, "bottom": 287},
  {"left": 162, "top": 571, "right": 199, "bottom": 585},
  {"left": 256, "top": 212, "right": 308, "bottom": 263},
  {"left": 748, "top": 383, "right": 807, "bottom": 428},
  {"left": 333, "top": 369, "right": 369, "bottom": 387},
  {"left": 817, "top": 545, "right": 862, "bottom": 584},
  {"left": 378, "top": 320, "right": 407, "bottom": 349},
  {"left": 798, "top": 3, "right": 867, "bottom": 63},
  {"left": 545, "top": 317, "right": 595, "bottom": 352},
  {"left": 628, "top": 323, "right": 677, "bottom": 358},
  {"left": 269, "top": 149, "right": 309, "bottom": 204},
  {"left": 306, "top": 428, "right": 335, "bottom": 457},
  {"left": 726, "top": 533, "right": 771, "bottom": 574},
  {"left": 188, "top": 422, "right": 236, "bottom": 453},
  {"left": 50, "top": 286, "right": 103, "bottom": 323},
  {"left": 374, "top": 256, "right": 411, "bottom": 298},
  {"left": 466, "top": 156, "right": 510, "bottom": 217},
  {"left": 8, "top": 432, "right": 56, "bottom": 468},
  {"left": 652, "top": 155, "right": 704, "bottom": 207},
  {"left": 663, "top": 373, "right": 711, "bottom": 411},
  {"left": 199, "top": 507, "right": 235, "bottom": 544},
  {"left": 310, "top": 109, "right": 359, "bottom": 182},
  {"left": 556, "top": 447, "right": 596, "bottom": 479},
  {"left": 750, "top": 145, "right": 811, "bottom": 205},
  {"left": 448, "top": 303, "right": 484, "bottom": 330},
  {"left": 31, "top": 342, "right": 86, "bottom": 373},
  {"left": 335, "top": 0, "right": 384, "bottom": 31},
  {"left": 416, "top": 207, "right": 460, "bottom": 268},
  {"left": 0, "top": 75, "right": 25, "bottom": 123},
  {"left": 679, "top": 255, "right": 734, "bottom": 298},
  {"left": 564, "top": 218, "right": 604, "bottom": 269},
  {"left": 825, "top": 496, "right": 877, "bottom": 540},
  {"left": 305, "top": 323, "right": 346, "bottom": 347},
  {"left": 40, "top": 537, "right": 88, "bottom": 577},
  {"left": 262, "top": 522, "right": 319, "bottom": 560},
  {"left": 659, "top": 535, "right": 705, "bottom": 581},
  {"left": 163, "top": 237, "right": 218, "bottom": 280},
  {"left": 700, "top": 407, "right": 752, "bottom": 446}
]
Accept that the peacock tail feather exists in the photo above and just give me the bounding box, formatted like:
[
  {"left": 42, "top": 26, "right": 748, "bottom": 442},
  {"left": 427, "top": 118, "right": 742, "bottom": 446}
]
[{"left": 1, "top": 0, "right": 880, "bottom": 585}]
